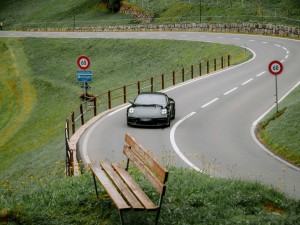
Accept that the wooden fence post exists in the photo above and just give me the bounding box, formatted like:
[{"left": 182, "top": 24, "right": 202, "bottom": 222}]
[
  {"left": 123, "top": 85, "right": 127, "bottom": 103},
  {"left": 199, "top": 63, "right": 202, "bottom": 76},
  {"left": 214, "top": 58, "right": 217, "bottom": 71},
  {"left": 221, "top": 56, "right": 224, "bottom": 69},
  {"left": 161, "top": 74, "right": 164, "bottom": 90},
  {"left": 191, "top": 65, "right": 194, "bottom": 79},
  {"left": 80, "top": 104, "right": 84, "bottom": 125},
  {"left": 207, "top": 61, "right": 209, "bottom": 74},
  {"left": 93, "top": 98, "right": 97, "bottom": 116},
  {"left": 228, "top": 55, "right": 231, "bottom": 66},
  {"left": 66, "top": 119, "right": 69, "bottom": 139},
  {"left": 71, "top": 112, "right": 75, "bottom": 134},
  {"left": 108, "top": 90, "right": 111, "bottom": 109},
  {"left": 151, "top": 77, "right": 154, "bottom": 92},
  {"left": 172, "top": 71, "right": 175, "bottom": 86},
  {"left": 182, "top": 68, "right": 185, "bottom": 82},
  {"left": 138, "top": 81, "right": 141, "bottom": 94}
]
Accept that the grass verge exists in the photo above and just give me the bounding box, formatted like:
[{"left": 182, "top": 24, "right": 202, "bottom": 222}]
[{"left": 258, "top": 84, "right": 300, "bottom": 166}]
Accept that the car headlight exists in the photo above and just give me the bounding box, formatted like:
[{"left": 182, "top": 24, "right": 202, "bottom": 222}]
[
  {"left": 128, "top": 107, "right": 135, "bottom": 114},
  {"left": 161, "top": 108, "right": 167, "bottom": 115}
]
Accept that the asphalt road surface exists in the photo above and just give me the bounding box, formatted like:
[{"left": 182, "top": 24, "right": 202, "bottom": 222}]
[{"left": 2, "top": 31, "right": 299, "bottom": 199}]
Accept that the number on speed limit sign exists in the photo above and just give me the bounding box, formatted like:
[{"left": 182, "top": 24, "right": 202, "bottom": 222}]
[
  {"left": 268, "top": 60, "right": 283, "bottom": 76},
  {"left": 77, "top": 56, "right": 90, "bottom": 70}
]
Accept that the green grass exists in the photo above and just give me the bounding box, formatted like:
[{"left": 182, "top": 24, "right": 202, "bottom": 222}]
[
  {"left": 131, "top": 0, "right": 300, "bottom": 25},
  {"left": 0, "top": 0, "right": 299, "bottom": 29},
  {"left": 258, "top": 85, "right": 300, "bottom": 166},
  {"left": 1, "top": 165, "right": 300, "bottom": 224}
]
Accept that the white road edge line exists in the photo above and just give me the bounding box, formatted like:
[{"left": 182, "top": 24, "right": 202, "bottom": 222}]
[
  {"left": 170, "top": 112, "right": 203, "bottom": 172},
  {"left": 242, "top": 78, "right": 253, "bottom": 85},
  {"left": 201, "top": 98, "right": 219, "bottom": 108},
  {"left": 251, "top": 80, "right": 300, "bottom": 172},
  {"left": 223, "top": 87, "right": 238, "bottom": 96}
]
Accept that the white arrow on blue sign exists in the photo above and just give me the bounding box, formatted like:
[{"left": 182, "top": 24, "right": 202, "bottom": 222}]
[{"left": 77, "top": 70, "right": 92, "bottom": 82}]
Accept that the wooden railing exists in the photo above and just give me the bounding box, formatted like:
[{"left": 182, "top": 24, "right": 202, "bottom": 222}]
[{"left": 65, "top": 55, "right": 231, "bottom": 175}]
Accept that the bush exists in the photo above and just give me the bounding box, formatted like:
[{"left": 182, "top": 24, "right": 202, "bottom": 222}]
[{"left": 107, "top": 0, "right": 121, "bottom": 12}]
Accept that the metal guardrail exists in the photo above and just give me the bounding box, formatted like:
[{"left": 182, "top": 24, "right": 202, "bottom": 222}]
[{"left": 65, "top": 55, "right": 231, "bottom": 175}]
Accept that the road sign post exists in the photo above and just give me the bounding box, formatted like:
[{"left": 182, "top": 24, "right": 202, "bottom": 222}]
[
  {"left": 77, "top": 55, "right": 90, "bottom": 70},
  {"left": 268, "top": 60, "right": 283, "bottom": 113},
  {"left": 77, "top": 70, "right": 92, "bottom": 82},
  {"left": 77, "top": 56, "right": 92, "bottom": 103}
]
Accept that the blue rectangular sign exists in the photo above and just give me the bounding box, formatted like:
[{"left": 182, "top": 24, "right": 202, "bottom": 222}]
[{"left": 77, "top": 70, "right": 92, "bottom": 82}]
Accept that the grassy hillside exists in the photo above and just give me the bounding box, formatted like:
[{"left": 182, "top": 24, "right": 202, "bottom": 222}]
[
  {"left": 0, "top": 0, "right": 299, "bottom": 29},
  {"left": 130, "top": 0, "right": 300, "bottom": 23}
]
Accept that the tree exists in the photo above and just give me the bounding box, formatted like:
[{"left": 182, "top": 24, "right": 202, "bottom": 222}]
[{"left": 107, "top": 0, "right": 121, "bottom": 12}]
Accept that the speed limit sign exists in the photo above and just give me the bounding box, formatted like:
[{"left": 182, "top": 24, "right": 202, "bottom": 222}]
[
  {"left": 77, "top": 56, "right": 90, "bottom": 70},
  {"left": 268, "top": 60, "right": 283, "bottom": 76}
]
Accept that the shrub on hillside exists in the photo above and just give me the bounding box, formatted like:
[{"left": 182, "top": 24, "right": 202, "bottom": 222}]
[{"left": 107, "top": 0, "right": 121, "bottom": 12}]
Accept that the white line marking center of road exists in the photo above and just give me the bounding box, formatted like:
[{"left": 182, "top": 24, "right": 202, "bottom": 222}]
[
  {"left": 223, "top": 87, "right": 238, "bottom": 95},
  {"left": 242, "top": 78, "right": 253, "bottom": 85},
  {"left": 201, "top": 98, "right": 219, "bottom": 108}
]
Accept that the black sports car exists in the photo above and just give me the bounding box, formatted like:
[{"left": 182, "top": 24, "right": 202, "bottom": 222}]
[{"left": 127, "top": 92, "right": 175, "bottom": 127}]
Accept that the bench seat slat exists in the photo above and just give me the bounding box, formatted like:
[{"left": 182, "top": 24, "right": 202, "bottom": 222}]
[
  {"left": 112, "top": 163, "right": 157, "bottom": 211},
  {"left": 101, "top": 162, "right": 144, "bottom": 210},
  {"left": 89, "top": 163, "right": 131, "bottom": 210}
]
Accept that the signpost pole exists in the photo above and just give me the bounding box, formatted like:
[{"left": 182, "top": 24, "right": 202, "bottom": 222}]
[
  {"left": 268, "top": 60, "right": 283, "bottom": 114},
  {"left": 275, "top": 75, "right": 279, "bottom": 113},
  {"left": 76, "top": 56, "right": 92, "bottom": 106}
]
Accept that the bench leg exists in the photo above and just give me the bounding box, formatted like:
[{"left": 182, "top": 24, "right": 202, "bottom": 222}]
[
  {"left": 119, "top": 210, "right": 124, "bottom": 225},
  {"left": 154, "top": 195, "right": 164, "bottom": 225},
  {"left": 92, "top": 173, "right": 99, "bottom": 198}
]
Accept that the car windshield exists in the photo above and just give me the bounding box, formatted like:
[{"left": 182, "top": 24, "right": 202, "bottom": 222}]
[{"left": 134, "top": 94, "right": 167, "bottom": 107}]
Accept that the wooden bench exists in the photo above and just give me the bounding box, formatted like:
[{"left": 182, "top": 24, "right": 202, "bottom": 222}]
[{"left": 89, "top": 133, "right": 169, "bottom": 225}]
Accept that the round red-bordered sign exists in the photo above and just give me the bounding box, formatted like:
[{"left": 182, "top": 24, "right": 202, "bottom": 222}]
[
  {"left": 77, "top": 56, "right": 90, "bottom": 70},
  {"left": 268, "top": 60, "right": 283, "bottom": 76}
]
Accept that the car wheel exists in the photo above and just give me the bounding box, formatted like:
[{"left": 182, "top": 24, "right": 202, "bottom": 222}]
[
  {"left": 171, "top": 108, "right": 175, "bottom": 120},
  {"left": 165, "top": 117, "right": 171, "bottom": 127}
]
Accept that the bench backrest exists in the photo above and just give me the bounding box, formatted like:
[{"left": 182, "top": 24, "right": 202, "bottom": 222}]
[{"left": 124, "top": 133, "right": 168, "bottom": 195}]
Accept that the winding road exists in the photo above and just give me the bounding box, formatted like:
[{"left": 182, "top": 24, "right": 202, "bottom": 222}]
[{"left": 2, "top": 31, "right": 299, "bottom": 199}]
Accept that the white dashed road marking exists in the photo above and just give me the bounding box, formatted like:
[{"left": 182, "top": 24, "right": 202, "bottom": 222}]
[
  {"left": 201, "top": 98, "right": 219, "bottom": 108},
  {"left": 242, "top": 78, "right": 253, "bottom": 85},
  {"left": 223, "top": 87, "right": 238, "bottom": 96}
]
